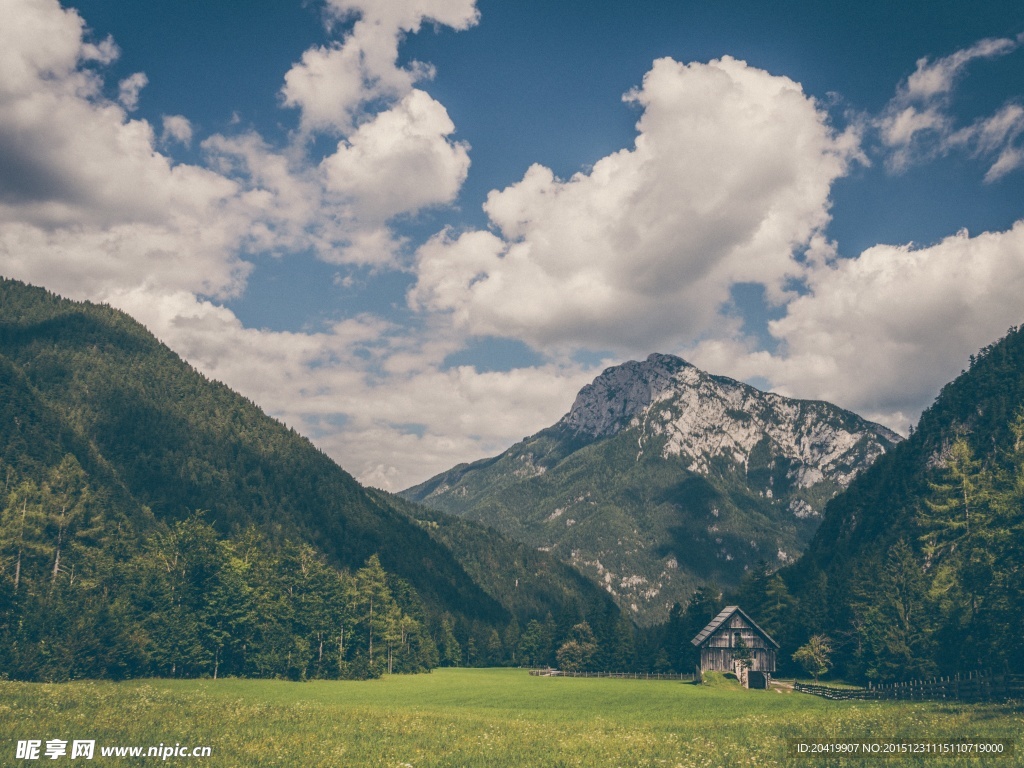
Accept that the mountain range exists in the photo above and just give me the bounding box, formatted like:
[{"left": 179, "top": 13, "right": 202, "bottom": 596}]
[
  {"left": 5, "top": 274, "right": 1020, "bottom": 683},
  {"left": 403, "top": 353, "right": 901, "bottom": 623}
]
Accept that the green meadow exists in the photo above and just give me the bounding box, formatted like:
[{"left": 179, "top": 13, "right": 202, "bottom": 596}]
[{"left": 1, "top": 668, "right": 1021, "bottom": 767}]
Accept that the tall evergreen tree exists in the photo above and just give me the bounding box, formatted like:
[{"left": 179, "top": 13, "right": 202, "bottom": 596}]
[
  {"left": 851, "top": 540, "right": 936, "bottom": 682},
  {"left": 437, "top": 616, "right": 462, "bottom": 667}
]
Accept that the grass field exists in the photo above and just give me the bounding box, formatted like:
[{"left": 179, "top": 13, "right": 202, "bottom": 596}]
[{"left": 1, "top": 668, "right": 1021, "bottom": 766}]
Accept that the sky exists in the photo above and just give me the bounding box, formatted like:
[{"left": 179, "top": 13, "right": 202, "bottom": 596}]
[{"left": 1, "top": 0, "right": 1023, "bottom": 490}]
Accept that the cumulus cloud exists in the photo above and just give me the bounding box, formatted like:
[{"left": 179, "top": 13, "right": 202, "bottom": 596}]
[
  {"left": 320, "top": 89, "right": 470, "bottom": 224},
  {"left": 117, "top": 71, "right": 147, "bottom": 111},
  {"left": 878, "top": 35, "right": 1024, "bottom": 178},
  {"left": 161, "top": 114, "right": 193, "bottom": 147},
  {"left": 0, "top": 0, "right": 257, "bottom": 302},
  {"left": 108, "top": 288, "right": 593, "bottom": 488},
  {"left": 0, "top": 0, "right": 477, "bottom": 309},
  {"left": 196, "top": 88, "right": 471, "bottom": 268},
  {"left": 273, "top": 0, "right": 480, "bottom": 264},
  {"left": 410, "top": 56, "right": 859, "bottom": 352},
  {"left": 281, "top": 0, "right": 478, "bottom": 134},
  {"left": 691, "top": 223, "right": 1024, "bottom": 432}
]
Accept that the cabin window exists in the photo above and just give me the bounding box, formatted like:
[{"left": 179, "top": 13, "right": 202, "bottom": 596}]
[{"left": 732, "top": 631, "right": 741, "bottom": 647}]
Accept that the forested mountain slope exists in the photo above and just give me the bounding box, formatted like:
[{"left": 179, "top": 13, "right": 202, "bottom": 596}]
[
  {"left": 754, "top": 325, "right": 1024, "bottom": 681},
  {"left": 404, "top": 354, "right": 900, "bottom": 623},
  {"left": 0, "top": 278, "right": 500, "bottom": 624},
  {"left": 376, "top": 489, "right": 621, "bottom": 636},
  {"left": 0, "top": 277, "right": 632, "bottom": 680}
]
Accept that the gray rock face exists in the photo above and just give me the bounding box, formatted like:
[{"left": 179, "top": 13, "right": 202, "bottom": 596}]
[
  {"left": 561, "top": 353, "right": 902, "bottom": 495},
  {"left": 560, "top": 354, "right": 690, "bottom": 438}
]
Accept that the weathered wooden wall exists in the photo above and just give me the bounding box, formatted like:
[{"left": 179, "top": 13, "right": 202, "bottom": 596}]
[
  {"left": 699, "top": 613, "right": 777, "bottom": 672},
  {"left": 700, "top": 647, "right": 777, "bottom": 672}
]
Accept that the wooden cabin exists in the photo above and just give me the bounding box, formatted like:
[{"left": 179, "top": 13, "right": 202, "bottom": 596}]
[{"left": 691, "top": 605, "right": 779, "bottom": 688}]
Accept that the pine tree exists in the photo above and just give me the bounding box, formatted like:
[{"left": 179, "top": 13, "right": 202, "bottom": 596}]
[
  {"left": 503, "top": 617, "right": 520, "bottom": 665},
  {"left": 354, "top": 555, "right": 397, "bottom": 676},
  {"left": 43, "top": 456, "right": 99, "bottom": 587},
  {"left": 485, "top": 629, "right": 503, "bottom": 665},
  {"left": 852, "top": 540, "right": 936, "bottom": 682},
  {"left": 437, "top": 616, "right": 462, "bottom": 667},
  {"left": 0, "top": 481, "right": 49, "bottom": 592},
  {"left": 517, "top": 620, "right": 546, "bottom": 667},
  {"left": 759, "top": 574, "right": 796, "bottom": 638},
  {"left": 610, "top": 616, "right": 636, "bottom": 671},
  {"left": 919, "top": 438, "right": 985, "bottom": 560}
]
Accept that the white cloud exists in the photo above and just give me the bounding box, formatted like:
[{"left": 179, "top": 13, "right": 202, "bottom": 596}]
[
  {"left": 276, "top": 0, "right": 480, "bottom": 265},
  {"left": 199, "top": 131, "right": 334, "bottom": 259},
  {"left": 117, "top": 71, "right": 147, "bottom": 111},
  {"left": 986, "top": 146, "right": 1024, "bottom": 182},
  {"left": 323, "top": 0, "right": 480, "bottom": 33},
  {"left": 321, "top": 89, "right": 470, "bottom": 224},
  {"left": 197, "top": 88, "right": 471, "bottom": 268},
  {"left": 161, "top": 114, "right": 193, "bottom": 147},
  {"left": 0, "top": 218, "right": 249, "bottom": 303},
  {"left": 0, "top": 0, "right": 254, "bottom": 301},
  {"left": 410, "top": 56, "right": 859, "bottom": 352},
  {"left": 0, "top": 0, "right": 110, "bottom": 89},
  {"left": 691, "top": 223, "right": 1024, "bottom": 433},
  {"left": 878, "top": 35, "right": 1024, "bottom": 178},
  {"left": 878, "top": 106, "right": 947, "bottom": 157},
  {"left": 951, "top": 103, "right": 1024, "bottom": 182},
  {"left": 0, "top": 0, "right": 477, "bottom": 309},
  {"left": 281, "top": 41, "right": 384, "bottom": 136},
  {"left": 107, "top": 288, "right": 593, "bottom": 489},
  {"left": 281, "top": 0, "right": 478, "bottom": 135},
  {"left": 903, "top": 37, "right": 1018, "bottom": 102}
]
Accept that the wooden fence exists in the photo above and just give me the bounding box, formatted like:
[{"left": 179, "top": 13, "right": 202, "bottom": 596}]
[
  {"left": 529, "top": 668, "right": 695, "bottom": 682},
  {"left": 794, "top": 671, "right": 1024, "bottom": 702}
]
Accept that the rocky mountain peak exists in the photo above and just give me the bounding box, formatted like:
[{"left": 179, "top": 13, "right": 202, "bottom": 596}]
[
  {"left": 405, "top": 352, "right": 903, "bottom": 623},
  {"left": 559, "top": 354, "right": 901, "bottom": 478},
  {"left": 560, "top": 353, "right": 691, "bottom": 438}
]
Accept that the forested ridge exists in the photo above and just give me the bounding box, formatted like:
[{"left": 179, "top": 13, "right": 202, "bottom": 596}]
[
  {"left": 0, "top": 278, "right": 630, "bottom": 680},
  {"left": 0, "top": 279, "right": 499, "bottom": 622},
  {"left": 375, "top": 490, "right": 635, "bottom": 668},
  {"left": 731, "top": 325, "right": 1024, "bottom": 682}
]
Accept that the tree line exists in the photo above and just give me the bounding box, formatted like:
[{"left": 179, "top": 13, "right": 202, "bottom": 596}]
[
  {"left": 12, "top": 431, "right": 1019, "bottom": 685},
  {"left": 0, "top": 453, "right": 653, "bottom": 680},
  {"left": 0, "top": 455, "right": 440, "bottom": 680}
]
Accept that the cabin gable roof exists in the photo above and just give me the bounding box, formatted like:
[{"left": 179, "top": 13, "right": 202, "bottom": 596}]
[{"left": 690, "top": 605, "right": 780, "bottom": 649}]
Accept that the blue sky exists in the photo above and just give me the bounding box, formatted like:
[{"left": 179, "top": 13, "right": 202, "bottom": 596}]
[{"left": 2, "top": 0, "right": 1023, "bottom": 488}]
